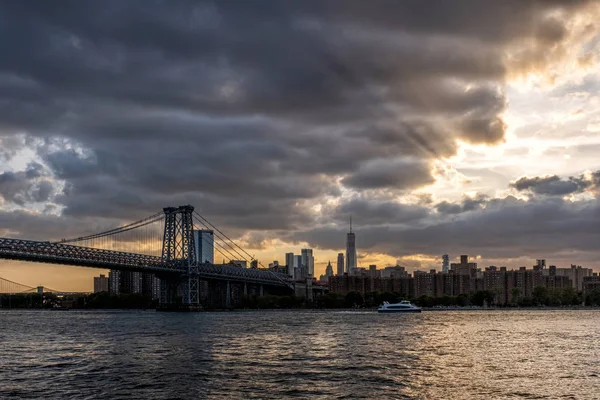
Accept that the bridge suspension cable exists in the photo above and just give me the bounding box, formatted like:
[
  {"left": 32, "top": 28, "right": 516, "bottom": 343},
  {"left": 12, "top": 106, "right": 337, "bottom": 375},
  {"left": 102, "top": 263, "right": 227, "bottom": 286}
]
[
  {"left": 0, "top": 277, "right": 66, "bottom": 294},
  {"left": 0, "top": 276, "right": 35, "bottom": 294},
  {"left": 56, "top": 211, "right": 165, "bottom": 244},
  {"left": 50, "top": 211, "right": 169, "bottom": 257},
  {"left": 193, "top": 211, "right": 255, "bottom": 261},
  {"left": 192, "top": 211, "right": 292, "bottom": 288},
  {"left": 193, "top": 214, "right": 248, "bottom": 264}
]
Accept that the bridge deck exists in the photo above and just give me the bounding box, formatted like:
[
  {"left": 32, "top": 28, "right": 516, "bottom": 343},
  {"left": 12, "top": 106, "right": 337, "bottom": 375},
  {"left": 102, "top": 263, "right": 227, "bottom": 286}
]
[{"left": 0, "top": 238, "right": 291, "bottom": 287}]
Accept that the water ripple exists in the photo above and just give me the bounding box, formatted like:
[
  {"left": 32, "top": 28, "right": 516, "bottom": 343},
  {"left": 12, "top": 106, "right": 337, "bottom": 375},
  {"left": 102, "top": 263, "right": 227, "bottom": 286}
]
[{"left": 1, "top": 310, "right": 599, "bottom": 399}]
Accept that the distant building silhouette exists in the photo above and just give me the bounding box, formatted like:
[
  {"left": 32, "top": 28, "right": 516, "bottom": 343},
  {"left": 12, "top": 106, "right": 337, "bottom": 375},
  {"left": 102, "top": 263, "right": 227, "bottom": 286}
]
[
  {"left": 328, "top": 259, "right": 576, "bottom": 305},
  {"left": 285, "top": 252, "right": 295, "bottom": 277},
  {"left": 93, "top": 274, "right": 109, "bottom": 293},
  {"left": 325, "top": 261, "right": 334, "bottom": 278},
  {"left": 442, "top": 254, "right": 450, "bottom": 273},
  {"left": 300, "top": 249, "right": 314, "bottom": 278},
  {"left": 337, "top": 253, "right": 344, "bottom": 276},
  {"left": 108, "top": 270, "right": 158, "bottom": 299}
]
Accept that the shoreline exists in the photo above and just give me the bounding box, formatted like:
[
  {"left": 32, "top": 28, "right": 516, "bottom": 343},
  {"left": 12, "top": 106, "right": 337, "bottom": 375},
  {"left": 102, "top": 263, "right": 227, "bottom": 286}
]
[{"left": 2, "top": 306, "right": 599, "bottom": 312}]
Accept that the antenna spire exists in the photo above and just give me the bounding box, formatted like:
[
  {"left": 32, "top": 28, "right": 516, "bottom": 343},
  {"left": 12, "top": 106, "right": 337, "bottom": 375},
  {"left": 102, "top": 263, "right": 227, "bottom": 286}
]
[{"left": 350, "top": 215, "right": 352, "bottom": 233}]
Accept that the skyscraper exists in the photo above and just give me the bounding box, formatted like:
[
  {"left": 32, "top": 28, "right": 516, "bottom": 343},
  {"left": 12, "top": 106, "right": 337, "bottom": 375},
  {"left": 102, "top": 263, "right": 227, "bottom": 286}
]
[
  {"left": 285, "top": 252, "right": 295, "bottom": 277},
  {"left": 194, "top": 229, "right": 214, "bottom": 264},
  {"left": 346, "top": 218, "right": 356, "bottom": 274},
  {"left": 442, "top": 254, "right": 450, "bottom": 273},
  {"left": 325, "top": 261, "right": 334, "bottom": 277},
  {"left": 337, "top": 253, "right": 344, "bottom": 276},
  {"left": 301, "top": 248, "right": 314, "bottom": 277},
  {"left": 294, "top": 255, "right": 302, "bottom": 279}
]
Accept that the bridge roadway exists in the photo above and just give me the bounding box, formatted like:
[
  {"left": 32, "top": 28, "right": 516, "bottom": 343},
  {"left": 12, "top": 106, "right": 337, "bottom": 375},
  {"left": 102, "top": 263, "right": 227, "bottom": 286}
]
[{"left": 0, "top": 238, "right": 292, "bottom": 287}]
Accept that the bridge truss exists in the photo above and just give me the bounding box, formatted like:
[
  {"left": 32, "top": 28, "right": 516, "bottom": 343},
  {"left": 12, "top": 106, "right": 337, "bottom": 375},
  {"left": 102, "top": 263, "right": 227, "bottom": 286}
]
[{"left": 0, "top": 205, "right": 292, "bottom": 307}]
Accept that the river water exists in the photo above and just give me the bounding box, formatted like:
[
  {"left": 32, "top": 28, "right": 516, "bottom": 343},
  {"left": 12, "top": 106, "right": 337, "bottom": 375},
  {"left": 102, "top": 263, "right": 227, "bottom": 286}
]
[{"left": 0, "top": 309, "right": 599, "bottom": 399}]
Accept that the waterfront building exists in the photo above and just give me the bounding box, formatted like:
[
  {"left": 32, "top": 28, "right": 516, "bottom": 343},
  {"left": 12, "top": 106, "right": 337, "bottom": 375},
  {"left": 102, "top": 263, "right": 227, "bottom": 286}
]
[
  {"left": 543, "top": 264, "right": 593, "bottom": 290},
  {"left": 535, "top": 259, "right": 546, "bottom": 270},
  {"left": 107, "top": 271, "right": 159, "bottom": 298},
  {"left": 152, "top": 276, "right": 161, "bottom": 300},
  {"left": 108, "top": 270, "right": 120, "bottom": 294},
  {"left": 413, "top": 270, "right": 436, "bottom": 297},
  {"left": 583, "top": 275, "right": 600, "bottom": 295},
  {"left": 380, "top": 265, "right": 408, "bottom": 279},
  {"left": 369, "top": 265, "right": 379, "bottom": 278},
  {"left": 450, "top": 255, "right": 478, "bottom": 277},
  {"left": 285, "top": 252, "right": 295, "bottom": 277},
  {"left": 121, "top": 271, "right": 141, "bottom": 294},
  {"left": 193, "top": 229, "right": 214, "bottom": 264},
  {"left": 337, "top": 253, "right": 344, "bottom": 276},
  {"left": 329, "top": 274, "right": 413, "bottom": 298},
  {"left": 93, "top": 274, "right": 109, "bottom": 293},
  {"left": 329, "top": 261, "right": 578, "bottom": 306}
]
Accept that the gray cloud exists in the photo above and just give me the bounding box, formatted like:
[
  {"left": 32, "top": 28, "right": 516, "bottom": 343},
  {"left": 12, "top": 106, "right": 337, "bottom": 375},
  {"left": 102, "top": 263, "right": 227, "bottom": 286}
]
[
  {"left": 341, "top": 159, "right": 434, "bottom": 190},
  {"left": 510, "top": 171, "right": 599, "bottom": 196},
  {"left": 0, "top": 0, "right": 597, "bottom": 272},
  {"left": 0, "top": 162, "right": 54, "bottom": 205},
  {"left": 332, "top": 198, "right": 430, "bottom": 226},
  {"left": 0, "top": 134, "right": 28, "bottom": 161},
  {"left": 435, "top": 194, "right": 489, "bottom": 215}
]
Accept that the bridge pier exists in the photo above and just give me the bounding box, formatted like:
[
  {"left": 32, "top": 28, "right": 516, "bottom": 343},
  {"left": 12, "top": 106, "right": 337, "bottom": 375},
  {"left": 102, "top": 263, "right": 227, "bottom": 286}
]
[
  {"left": 182, "top": 269, "right": 200, "bottom": 307},
  {"left": 225, "top": 280, "right": 231, "bottom": 309},
  {"left": 159, "top": 277, "right": 180, "bottom": 308}
]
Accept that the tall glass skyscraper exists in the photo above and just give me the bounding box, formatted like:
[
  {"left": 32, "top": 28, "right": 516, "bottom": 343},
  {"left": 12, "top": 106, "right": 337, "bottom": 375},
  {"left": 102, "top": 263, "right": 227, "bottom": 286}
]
[
  {"left": 337, "top": 253, "right": 344, "bottom": 276},
  {"left": 193, "top": 229, "right": 214, "bottom": 264},
  {"left": 285, "top": 252, "right": 295, "bottom": 277},
  {"left": 346, "top": 218, "right": 356, "bottom": 273},
  {"left": 301, "top": 248, "right": 314, "bottom": 277}
]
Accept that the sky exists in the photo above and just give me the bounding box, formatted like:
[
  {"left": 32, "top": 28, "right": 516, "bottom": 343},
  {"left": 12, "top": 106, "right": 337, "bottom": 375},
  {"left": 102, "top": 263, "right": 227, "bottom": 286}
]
[{"left": 1, "top": 1, "right": 600, "bottom": 291}]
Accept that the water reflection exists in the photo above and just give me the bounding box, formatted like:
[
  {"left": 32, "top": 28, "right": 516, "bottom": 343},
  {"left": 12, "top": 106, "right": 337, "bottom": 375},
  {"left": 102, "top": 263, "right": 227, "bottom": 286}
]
[{"left": 0, "top": 310, "right": 599, "bottom": 399}]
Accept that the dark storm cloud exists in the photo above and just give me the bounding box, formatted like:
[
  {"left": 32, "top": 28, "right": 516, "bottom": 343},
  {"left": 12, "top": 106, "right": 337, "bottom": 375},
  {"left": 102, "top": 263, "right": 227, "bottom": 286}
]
[
  {"left": 0, "top": 209, "right": 122, "bottom": 241},
  {"left": 0, "top": 0, "right": 594, "bottom": 250},
  {"left": 341, "top": 159, "right": 434, "bottom": 190},
  {"left": 292, "top": 196, "right": 600, "bottom": 262},
  {"left": 510, "top": 171, "right": 599, "bottom": 196},
  {"left": 31, "top": 180, "right": 54, "bottom": 203},
  {"left": 331, "top": 198, "right": 430, "bottom": 226}
]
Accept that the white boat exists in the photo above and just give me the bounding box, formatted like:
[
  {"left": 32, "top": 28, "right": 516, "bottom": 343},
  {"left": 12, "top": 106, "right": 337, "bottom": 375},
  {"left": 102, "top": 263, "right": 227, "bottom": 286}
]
[{"left": 378, "top": 300, "right": 422, "bottom": 313}]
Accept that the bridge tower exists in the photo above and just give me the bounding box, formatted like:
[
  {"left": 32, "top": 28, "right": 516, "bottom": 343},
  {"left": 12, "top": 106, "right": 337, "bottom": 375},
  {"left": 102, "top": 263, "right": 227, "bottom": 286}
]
[{"left": 159, "top": 205, "right": 199, "bottom": 308}]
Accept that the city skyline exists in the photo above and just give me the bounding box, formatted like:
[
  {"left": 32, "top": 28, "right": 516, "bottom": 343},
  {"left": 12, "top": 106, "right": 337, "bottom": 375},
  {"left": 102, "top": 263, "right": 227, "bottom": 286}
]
[{"left": 1, "top": 2, "right": 600, "bottom": 290}]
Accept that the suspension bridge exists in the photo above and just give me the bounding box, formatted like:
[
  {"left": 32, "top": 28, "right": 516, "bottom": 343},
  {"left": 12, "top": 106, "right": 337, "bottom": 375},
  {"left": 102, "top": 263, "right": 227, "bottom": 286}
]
[
  {"left": 0, "top": 276, "right": 61, "bottom": 295},
  {"left": 0, "top": 205, "right": 311, "bottom": 309}
]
